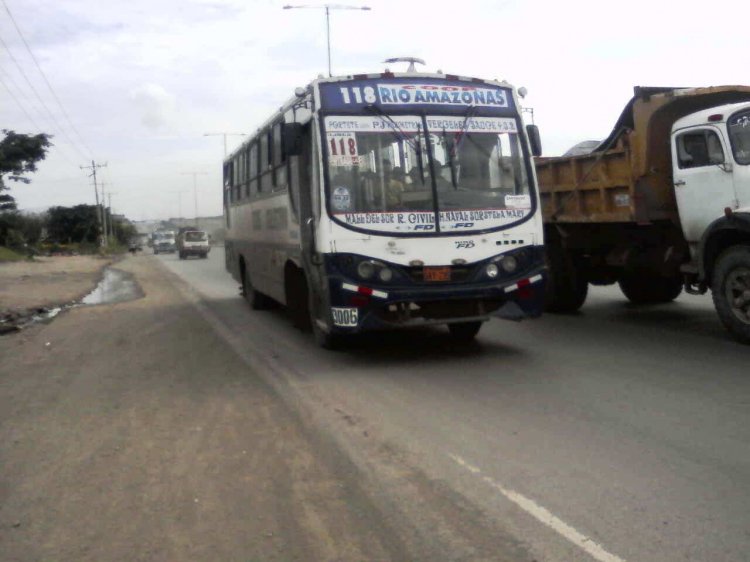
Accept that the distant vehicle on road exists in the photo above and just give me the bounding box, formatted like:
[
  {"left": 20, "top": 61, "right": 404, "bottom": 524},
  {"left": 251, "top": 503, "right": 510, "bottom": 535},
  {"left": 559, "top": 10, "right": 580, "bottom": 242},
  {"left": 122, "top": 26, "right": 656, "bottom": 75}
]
[
  {"left": 537, "top": 85, "right": 750, "bottom": 343},
  {"left": 178, "top": 229, "right": 210, "bottom": 260},
  {"left": 152, "top": 230, "right": 176, "bottom": 254},
  {"left": 223, "top": 64, "right": 547, "bottom": 348}
]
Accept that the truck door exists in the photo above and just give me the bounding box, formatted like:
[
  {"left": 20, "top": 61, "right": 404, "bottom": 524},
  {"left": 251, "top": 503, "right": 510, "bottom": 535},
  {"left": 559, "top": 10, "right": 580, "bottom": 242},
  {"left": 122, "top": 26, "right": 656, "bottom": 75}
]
[
  {"left": 727, "top": 109, "right": 750, "bottom": 209},
  {"left": 672, "top": 126, "right": 737, "bottom": 244}
]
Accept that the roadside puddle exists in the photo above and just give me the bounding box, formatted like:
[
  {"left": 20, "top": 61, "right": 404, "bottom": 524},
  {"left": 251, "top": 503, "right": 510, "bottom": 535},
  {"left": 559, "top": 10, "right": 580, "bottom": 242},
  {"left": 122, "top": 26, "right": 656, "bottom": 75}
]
[
  {"left": 80, "top": 268, "right": 143, "bottom": 305},
  {"left": 0, "top": 267, "right": 143, "bottom": 334}
]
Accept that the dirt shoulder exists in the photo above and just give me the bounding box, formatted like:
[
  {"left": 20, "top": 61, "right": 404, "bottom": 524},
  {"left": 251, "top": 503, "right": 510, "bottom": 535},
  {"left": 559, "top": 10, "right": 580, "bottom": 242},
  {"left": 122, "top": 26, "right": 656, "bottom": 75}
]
[
  {"left": 0, "top": 255, "right": 113, "bottom": 311},
  {"left": 0, "top": 255, "right": 407, "bottom": 562}
]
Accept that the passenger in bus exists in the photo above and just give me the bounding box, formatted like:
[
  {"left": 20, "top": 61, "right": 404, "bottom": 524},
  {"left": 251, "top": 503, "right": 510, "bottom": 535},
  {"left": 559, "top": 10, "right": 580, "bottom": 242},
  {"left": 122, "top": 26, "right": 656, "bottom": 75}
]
[{"left": 383, "top": 160, "right": 405, "bottom": 208}]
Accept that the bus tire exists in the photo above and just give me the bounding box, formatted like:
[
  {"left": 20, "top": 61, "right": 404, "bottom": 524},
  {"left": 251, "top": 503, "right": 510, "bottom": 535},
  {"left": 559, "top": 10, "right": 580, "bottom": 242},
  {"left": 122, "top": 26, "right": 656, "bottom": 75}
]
[
  {"left": 711, "top": 245, "right": 750, "bottom": 344},
  {"left": 619, "top": 272, "right": 682, "bottom": 304},
  {"left": 241, "top": 262, "right": 270, "bottom": 310},
  {"left": 307, "top": 290, "right": 342, "bottom": 350},
  {"left": 286, "top": 268, "right": 311, "bottom": 331},
  {"left": 544, "top": 249, "right": 588, "bottom": 313},
  {"left": 448, "top": 321, "right": 482, "bottom": 343}
]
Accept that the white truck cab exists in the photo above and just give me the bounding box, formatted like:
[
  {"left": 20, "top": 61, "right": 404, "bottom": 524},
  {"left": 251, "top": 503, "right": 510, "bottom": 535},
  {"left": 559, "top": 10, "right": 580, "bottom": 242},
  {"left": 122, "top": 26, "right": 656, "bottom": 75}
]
[{"left": 671, "top": 101, "right": 750, "bottom": 339}]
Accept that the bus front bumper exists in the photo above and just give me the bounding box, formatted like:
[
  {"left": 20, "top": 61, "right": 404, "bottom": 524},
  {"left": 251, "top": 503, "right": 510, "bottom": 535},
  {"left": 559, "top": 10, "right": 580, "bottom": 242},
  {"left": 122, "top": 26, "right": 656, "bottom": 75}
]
[{"left": 323, "top": 268, "right": 547, "bottom": 333}]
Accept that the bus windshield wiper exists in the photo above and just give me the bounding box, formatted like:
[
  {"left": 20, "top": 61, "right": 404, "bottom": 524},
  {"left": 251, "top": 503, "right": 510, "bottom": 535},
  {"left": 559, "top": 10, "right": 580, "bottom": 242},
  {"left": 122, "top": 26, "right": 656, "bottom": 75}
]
[
  {"left": 442, "top": 128, "right": 458, "bottom": 189},
  {"left": 364, "top": 104, "right": 421, "bottom": 152},
  {"left": 365, "top": 104, "right": 426, "bottom": 184},
  {"left": 453, "top": 104, "right": 479, "bottom": 154}
]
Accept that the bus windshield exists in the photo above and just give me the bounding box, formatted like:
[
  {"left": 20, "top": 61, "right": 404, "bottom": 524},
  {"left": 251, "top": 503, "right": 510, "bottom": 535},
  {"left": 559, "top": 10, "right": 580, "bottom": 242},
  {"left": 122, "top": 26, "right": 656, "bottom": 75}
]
[{"left": 323, "top": 114, "right": 531, "bottom": 234}]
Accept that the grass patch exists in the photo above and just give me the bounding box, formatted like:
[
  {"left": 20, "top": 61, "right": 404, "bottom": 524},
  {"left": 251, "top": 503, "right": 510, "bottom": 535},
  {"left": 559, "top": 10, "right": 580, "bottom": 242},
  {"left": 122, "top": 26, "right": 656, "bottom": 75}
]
[{"left": 0, "top": 246, "right": 27, "bottom": 262}]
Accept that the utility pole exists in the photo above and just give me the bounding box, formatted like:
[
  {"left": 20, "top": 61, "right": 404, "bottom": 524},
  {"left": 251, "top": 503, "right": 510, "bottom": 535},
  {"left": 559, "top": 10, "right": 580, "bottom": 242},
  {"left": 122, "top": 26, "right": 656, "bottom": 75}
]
[
  {"left": 203, "top": 133, "right": 246, "bottom": 157},
  {"left": 106, "top": 192, "right": 117, "bottom": 240},
  {"left": 100, "top": 182, "right": 111, "bottom": 245},
  {"left": 283, "top": 4, "right": 371, "bottom": 76},
  {"left": 180, "top": 171, "right": 207, "bottom": 227},
  {"left": 170, "top": 190, "right": 188, "bottom": 221},
  {"left": 80, "top": 160, "right": 108, "bottom": 247}
]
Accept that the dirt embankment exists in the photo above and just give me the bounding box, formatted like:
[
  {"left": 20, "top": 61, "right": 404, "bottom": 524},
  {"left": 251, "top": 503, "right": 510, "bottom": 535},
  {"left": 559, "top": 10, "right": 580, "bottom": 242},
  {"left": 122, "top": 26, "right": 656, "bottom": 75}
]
[
  {"left": 0, "top": 256, "right": 409, "bottom": 562},
  {"left": 0, "top": 255, "right": 112, "bottom": 331}
]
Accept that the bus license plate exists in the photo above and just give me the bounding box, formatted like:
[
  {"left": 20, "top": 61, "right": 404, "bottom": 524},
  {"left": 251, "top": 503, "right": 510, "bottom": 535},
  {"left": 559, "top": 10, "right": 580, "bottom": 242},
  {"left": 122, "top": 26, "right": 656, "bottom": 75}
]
[
  {"left": 423, "top": 266, "right": 451, "bottom": 282},
  {"left": 331, "top": 307, "right": 358, "bottom": 327}
]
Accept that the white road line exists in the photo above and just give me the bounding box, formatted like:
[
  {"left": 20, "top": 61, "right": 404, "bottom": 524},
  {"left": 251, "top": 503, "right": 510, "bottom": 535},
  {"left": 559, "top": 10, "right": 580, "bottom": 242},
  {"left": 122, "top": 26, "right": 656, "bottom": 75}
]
[{"left": 449, "top": 454, "right": 627, "bottom": 562}]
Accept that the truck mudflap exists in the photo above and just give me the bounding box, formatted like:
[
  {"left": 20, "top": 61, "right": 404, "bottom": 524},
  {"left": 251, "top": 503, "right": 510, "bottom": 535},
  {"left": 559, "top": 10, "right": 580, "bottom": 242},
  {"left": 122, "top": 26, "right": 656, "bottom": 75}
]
[{"left": 322, "top": 269, "right": 546, "bottom": 333}]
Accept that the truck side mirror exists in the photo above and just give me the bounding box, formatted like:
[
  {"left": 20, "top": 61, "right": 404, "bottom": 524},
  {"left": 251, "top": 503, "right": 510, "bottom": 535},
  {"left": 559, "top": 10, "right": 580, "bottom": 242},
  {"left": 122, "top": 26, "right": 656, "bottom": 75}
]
[
  {"left": 283, "top": 123, "right": 304, "bottom": 156},
  {"left": 526, "top": 124, "right": 542, "bottom": 157}
]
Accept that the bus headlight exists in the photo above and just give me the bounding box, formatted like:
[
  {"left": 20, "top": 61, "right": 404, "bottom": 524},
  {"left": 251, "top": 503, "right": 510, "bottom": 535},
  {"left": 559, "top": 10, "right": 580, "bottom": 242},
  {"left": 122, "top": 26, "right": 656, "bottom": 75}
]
[
  {"left": 485, "top": 263, "right": 499, "bottom": 279},
  {"left": 357, "top": 261, "right": 375, "bottom": 279},
  {"left": 378, "top": 267, "right": 393, "bottom": 282},
  {"left": 500, "top": 255, "right": 518, "bottom": 273}
]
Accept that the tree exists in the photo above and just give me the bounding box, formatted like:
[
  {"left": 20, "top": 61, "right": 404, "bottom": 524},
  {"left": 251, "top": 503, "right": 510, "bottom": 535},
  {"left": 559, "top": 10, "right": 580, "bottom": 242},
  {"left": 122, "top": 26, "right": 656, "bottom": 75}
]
[
  {"left": 46, "top": 205, "right": 100, "bottom": 244},
  {"left": 0, "top": 130, "right": 52, "bottom": 211}
]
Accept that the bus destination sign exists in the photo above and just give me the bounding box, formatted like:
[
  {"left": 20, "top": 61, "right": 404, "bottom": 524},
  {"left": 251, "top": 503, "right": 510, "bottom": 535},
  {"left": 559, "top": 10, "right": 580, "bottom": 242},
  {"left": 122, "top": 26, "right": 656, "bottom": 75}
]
[{"left": 319, "top": 78, "right": 514, "bottom": 112}]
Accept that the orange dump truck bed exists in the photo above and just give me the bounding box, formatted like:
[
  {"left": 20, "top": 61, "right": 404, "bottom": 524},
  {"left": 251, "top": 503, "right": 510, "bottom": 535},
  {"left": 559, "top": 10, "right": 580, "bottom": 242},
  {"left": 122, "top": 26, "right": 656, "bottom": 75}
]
[{"left": 536, "top": 86, "right": 750, "bottom": 225}]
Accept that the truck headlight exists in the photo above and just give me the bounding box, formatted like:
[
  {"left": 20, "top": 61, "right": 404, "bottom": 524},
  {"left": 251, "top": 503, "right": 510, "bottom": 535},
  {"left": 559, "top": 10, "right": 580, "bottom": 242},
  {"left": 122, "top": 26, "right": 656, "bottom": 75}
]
[{"left": 485, "top": 263, "right": 499, "bottom": 278}]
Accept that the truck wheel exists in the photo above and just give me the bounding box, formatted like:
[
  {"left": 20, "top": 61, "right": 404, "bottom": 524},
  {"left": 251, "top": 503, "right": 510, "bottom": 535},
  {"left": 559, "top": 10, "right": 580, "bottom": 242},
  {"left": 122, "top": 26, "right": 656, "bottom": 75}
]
[
  {"left": 241, "top": 264, "right": 270, "bottom": 310},
  {"left": 544, "top": 249, "right": 588, "bottom": 313},
  {"left": 178, "top": 251, "right": 185, "bottom": 260},
  {"left": 711, "top": 245, "right": 750, "bottom": 344},
  {"left": 618, "top": 273, "right": 682, "bottom": 304},
  {"left": 448, "top": 321, "right": 482, "bottom": 342}
]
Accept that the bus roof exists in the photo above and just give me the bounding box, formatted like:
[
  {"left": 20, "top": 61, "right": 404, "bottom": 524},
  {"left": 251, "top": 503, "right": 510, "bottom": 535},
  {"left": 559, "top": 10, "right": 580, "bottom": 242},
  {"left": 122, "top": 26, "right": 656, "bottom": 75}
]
[{"left": 224, "top": 72, "right": 517, "bottom": 162}]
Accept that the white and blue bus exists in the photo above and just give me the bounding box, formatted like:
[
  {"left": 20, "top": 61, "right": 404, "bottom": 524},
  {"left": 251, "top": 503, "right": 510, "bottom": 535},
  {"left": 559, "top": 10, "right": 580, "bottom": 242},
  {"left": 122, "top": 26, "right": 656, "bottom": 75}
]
[{"left": 224, "top": 69, "right": 546, "bottom": 347}]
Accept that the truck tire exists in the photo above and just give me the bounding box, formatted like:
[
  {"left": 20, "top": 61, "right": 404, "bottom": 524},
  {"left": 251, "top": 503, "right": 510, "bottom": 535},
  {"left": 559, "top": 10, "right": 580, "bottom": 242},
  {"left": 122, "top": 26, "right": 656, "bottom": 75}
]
[
  {"left": 241, "top": 264, "right": 270, "bottom": 310},
  {"left": 618, "top": 272, "right": 682, "bottom": 304},
  {"left": 448, "top": 321, "right": 482, "bottom": 342},
  {"left": 544, "top": 249, "right": 588, "bottom": 313},
  {"left": 711, "top": 245, "right": 750, "bottom": 344}
]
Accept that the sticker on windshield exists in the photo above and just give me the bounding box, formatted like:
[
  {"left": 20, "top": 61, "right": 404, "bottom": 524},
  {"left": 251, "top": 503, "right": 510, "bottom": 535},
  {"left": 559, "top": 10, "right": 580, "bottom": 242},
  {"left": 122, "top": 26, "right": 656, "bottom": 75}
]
[
  {"left": 504, "top": 195, "right": 531, "bottom": 209},
  {"left": 331, "top": 187, "right": 352, "bottom": 212},
  {"left": 334, "top": 209, "right": 529, "bottom": 233},
  {"left": 328, "top": 131, "right": 363, "bottom": 166}
]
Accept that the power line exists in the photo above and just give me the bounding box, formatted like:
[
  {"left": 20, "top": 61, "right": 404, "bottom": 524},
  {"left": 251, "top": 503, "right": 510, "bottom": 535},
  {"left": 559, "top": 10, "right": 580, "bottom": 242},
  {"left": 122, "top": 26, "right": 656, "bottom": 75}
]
[
  {"left": 0, "top": 72, "right": 43, "bottom": 132},
  {"left": 1, "top": 0, "right": 95, "bottom": 158},
  {"left": 0, "top": 32, "right": 89, "bottom": 160},
  {"left": 0, "top": 73, "right": 81, "bottom": 168}
]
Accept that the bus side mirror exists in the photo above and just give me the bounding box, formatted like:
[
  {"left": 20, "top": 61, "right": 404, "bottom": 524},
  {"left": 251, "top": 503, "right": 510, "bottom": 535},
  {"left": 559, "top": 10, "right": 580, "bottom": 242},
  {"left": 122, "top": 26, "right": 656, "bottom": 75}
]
[
  {"left": 283, "top": 123, "right": 304, "bottom": 156},
  {"left": 526, "top": 124, "right": 542, "bottom": 157}
]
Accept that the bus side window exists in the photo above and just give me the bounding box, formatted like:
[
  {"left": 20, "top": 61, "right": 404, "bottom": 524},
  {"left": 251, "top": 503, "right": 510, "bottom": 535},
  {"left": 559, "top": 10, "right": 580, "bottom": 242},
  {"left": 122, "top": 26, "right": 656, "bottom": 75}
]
[
  {"left": 274, "top": 122, "right": 287, "bottom": 189},
  {"left": 249, "top": 142, "right": 258, "bottom": 196},
  {"left": 234, "top": 155, "right": 241, "bottom": 201},
  {"left": 226, "top": 161, "right": 234, "bottom": 202},
  {"left": 261, "top": 131, "right": 272, "bottom": 192}
]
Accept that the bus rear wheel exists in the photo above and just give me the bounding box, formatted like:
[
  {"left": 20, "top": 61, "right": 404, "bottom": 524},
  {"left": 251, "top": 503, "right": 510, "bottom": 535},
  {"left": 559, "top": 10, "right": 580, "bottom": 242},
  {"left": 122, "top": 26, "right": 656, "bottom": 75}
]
[{"left": 448, "top": 321, "right": 482, "bottom": 343}]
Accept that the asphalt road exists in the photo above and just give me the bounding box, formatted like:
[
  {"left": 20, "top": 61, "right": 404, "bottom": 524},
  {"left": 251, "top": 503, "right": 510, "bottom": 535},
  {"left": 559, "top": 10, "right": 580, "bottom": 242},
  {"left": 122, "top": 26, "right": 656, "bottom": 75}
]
[{"left": 159, "top": 248, "right": 750, "bottom": 562}]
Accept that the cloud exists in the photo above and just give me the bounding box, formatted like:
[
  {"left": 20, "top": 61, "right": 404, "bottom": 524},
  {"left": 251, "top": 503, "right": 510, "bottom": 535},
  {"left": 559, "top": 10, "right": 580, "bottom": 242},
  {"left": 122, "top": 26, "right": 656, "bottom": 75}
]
[{"left": 129, "top": 83, "right": 176, "bottom": 130}]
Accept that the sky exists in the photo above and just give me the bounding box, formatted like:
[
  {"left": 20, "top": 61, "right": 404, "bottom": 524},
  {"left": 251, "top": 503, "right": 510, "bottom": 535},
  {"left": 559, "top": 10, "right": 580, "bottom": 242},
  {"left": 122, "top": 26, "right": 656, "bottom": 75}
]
[{"left": 0, "top": 0, "right": 747, "bottom": 221}]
